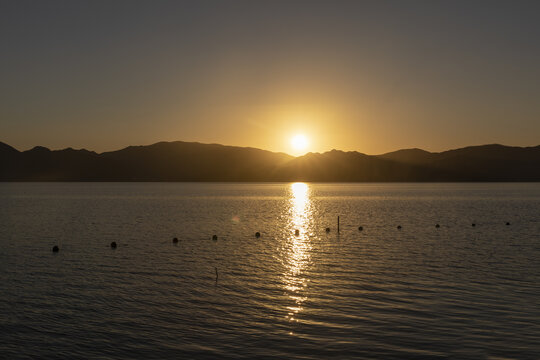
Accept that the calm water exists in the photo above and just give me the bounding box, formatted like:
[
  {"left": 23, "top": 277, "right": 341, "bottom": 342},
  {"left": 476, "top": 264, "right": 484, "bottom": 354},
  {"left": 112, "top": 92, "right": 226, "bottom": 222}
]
[{"left": 1, "top": 183, "right": 539, "bottom": 359}]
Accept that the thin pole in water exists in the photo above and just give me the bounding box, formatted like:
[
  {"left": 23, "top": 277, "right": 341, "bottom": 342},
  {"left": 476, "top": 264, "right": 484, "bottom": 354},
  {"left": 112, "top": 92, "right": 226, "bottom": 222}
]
[
  {"left": 215, "top": 267, "right": 219, "bottom": 283},
  {"left": 338, "top": 216, "right": 340, "bottom": 234}
]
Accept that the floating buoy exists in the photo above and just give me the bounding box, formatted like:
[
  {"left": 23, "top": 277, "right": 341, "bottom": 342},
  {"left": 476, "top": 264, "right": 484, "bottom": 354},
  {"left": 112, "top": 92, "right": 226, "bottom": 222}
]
[
  {"left": 325, "top": 227, "right": 330, "bottom": 233},
  {"left": 397, "top": 225, "right": 402, "bottom": 230},
  {"left": 435, "top": 224, "right": 440, "bottom": 228},
  {"left": 506, "top": 222, "right": 510, "bottom": 226},
  {"left": 295, "top": 229, "right": 300, "bottom": 236},
  {"left": 255, "top": 232, "right": 261, "bottom": 238},
  {"left": 110, "top": 241, "right": 117, "bottom": 249},
  {"left": 212, "top": 235, "right": 218, "bottom": 241},
  {"left": 52, "top": 245, "right": 59, "bottom": 253},
  {"left": 172, "top": 237, "right": 179, "bottom": 243},
  {"left": 358, "top": 226, "right": 363, "bottom": 231},
  {"left": 472, "top": 223, "right": 476, "bottom": 227}
]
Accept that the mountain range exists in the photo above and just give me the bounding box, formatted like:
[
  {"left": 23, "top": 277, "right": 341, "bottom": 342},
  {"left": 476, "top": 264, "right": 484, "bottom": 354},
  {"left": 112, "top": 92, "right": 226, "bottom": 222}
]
[{"left": 1, "top": 141, "right": 539, "bottom": 181}]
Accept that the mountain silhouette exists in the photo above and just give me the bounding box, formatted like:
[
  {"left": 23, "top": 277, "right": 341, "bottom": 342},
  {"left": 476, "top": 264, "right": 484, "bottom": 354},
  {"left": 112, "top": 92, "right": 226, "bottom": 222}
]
[
  {"left": 378, "top": 144, "right": 540, "bottom": 181},
  {"left": 1, "top": 141, "right": 539, "bottom": 181}
]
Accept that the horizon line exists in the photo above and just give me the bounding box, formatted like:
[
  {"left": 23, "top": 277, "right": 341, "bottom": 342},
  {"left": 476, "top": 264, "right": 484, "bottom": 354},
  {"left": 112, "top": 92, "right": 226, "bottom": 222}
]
[{"left": 2, "top": 139, "right": 540, "bottom": 158}]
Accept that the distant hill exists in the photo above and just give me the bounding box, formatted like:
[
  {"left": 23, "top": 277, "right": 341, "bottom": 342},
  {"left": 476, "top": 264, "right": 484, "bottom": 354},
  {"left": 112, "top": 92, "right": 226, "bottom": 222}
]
[
  {"left": 377, "top": 144, "right": 540, "bottom": 181},
  {"left": 0, "top": 141, "right": 293, "bottom": 181},
  {"left": 1, "top": 141, "right": 539, "bottom": 181}
]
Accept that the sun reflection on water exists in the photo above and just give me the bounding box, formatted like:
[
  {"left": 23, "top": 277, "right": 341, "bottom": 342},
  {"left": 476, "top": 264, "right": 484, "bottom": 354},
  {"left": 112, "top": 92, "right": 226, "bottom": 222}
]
[{"left": 282, "top": 182, "right": 313, "bottom": 324}]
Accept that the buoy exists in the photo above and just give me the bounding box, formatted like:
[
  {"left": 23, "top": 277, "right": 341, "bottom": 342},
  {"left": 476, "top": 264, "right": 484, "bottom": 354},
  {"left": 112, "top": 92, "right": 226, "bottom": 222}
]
[
  {"left": 397, "top": 225, "right": 402, "bottom": 230},
  {"left": 172, "top": 237, "right": 179, "bottom": 243},
  {"left": 295, "top": 229, "right": 300, "bottom": 236},
  {"left": 358, "top": 226, "right": 363, "bottom": 231},
  {"left": 110, "top": 241, "right": 117, "bottom": 249},
  {"left": 212, "top": 235, "right": 218, "bottom": 241},
  {"left": 255, "top": 232, "right": 261, "bottom": 238},
  {"left": 52, "top": 245, "right": 59, "bottom": 253},
  {"left": 472, "top": 223, "right": 476, "bottom": 227},
  {"left": 325, "top": 227, "right": 330, "bottom": 233},
  {"left": 435, "top": 224, "right": 440, "bottom": 228},
  {"left": 506, "top": 222, "right": 510, "bottom": 226}
]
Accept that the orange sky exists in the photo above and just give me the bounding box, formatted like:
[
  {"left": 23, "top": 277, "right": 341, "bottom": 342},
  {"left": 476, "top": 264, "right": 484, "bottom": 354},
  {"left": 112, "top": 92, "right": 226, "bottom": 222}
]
[{"left": 1, "top": 1, "right": 539, "bottom": 156}]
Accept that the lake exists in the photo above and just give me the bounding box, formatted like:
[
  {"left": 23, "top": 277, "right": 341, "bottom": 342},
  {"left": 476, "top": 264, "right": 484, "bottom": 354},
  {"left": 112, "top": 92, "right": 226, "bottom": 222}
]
[{"left": 1, "top": 183, "right": 539, "bottom": 359}]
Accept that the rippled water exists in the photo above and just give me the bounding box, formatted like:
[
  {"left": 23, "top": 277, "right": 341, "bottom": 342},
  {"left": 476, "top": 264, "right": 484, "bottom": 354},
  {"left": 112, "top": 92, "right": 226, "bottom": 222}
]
[{"left": 1, "top": 183, "right": 539, "bottom": 359}]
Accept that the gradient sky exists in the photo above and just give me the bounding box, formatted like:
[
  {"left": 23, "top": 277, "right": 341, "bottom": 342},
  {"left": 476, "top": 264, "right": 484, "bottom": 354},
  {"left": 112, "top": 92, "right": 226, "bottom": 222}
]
[{"left": 1, "top": 0, "right": 539, "bottom": 155}]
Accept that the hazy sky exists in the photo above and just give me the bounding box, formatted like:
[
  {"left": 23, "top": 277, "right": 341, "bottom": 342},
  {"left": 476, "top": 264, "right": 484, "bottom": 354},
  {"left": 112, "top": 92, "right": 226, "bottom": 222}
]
[{"left": 1, "top": 0, "right": 539, "bottom": 155}]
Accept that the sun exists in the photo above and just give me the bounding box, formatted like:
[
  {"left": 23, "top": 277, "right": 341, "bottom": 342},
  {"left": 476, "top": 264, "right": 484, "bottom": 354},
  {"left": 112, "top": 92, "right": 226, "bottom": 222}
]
[{"left": 290, "top": 134, "right": 309, "bottom": 152}]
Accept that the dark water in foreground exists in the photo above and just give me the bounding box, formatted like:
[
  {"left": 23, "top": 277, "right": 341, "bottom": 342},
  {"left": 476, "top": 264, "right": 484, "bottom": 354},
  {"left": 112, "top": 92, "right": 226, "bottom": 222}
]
[{"left": 0, "top": 183, "right": 539, "bottom": 359}]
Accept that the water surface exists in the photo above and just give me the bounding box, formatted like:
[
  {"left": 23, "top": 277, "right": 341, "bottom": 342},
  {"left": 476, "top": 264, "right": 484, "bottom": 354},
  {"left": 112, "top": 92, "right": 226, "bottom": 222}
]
[{"left": 1, "top": 183, "right": 539, "bottom": 359}]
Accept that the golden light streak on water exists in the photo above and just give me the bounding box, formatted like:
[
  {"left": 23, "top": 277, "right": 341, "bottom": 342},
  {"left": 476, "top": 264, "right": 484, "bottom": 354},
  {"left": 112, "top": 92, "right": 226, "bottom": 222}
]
[{"left": 283, "top": 182, "right": 313, "bottom": 324}]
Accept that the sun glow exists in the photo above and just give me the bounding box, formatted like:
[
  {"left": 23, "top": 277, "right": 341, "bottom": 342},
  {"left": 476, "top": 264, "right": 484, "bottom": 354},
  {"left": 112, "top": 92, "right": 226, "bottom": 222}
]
[{"left": 290, "top": 134, "right": 309, "bottom": 154}]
